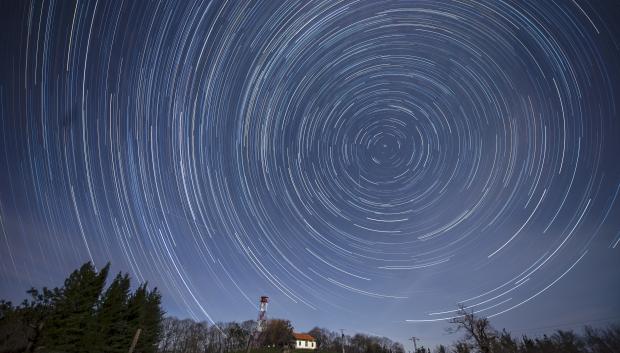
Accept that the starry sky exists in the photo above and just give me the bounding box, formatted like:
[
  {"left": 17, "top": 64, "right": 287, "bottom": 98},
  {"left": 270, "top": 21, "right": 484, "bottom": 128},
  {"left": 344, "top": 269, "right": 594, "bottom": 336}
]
[{"left": 1, "top": 0, "right": 619, "bottom": 349}]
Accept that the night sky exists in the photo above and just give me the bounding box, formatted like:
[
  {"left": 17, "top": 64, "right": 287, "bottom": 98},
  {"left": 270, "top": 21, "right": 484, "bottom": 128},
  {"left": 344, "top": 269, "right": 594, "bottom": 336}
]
[{"left": 1, "top": 0, "right": 620, "bottom": 349}]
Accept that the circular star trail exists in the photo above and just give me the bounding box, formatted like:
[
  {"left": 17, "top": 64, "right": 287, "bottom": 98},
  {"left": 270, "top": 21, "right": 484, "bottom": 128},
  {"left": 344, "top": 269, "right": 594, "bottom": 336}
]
[{"left": 1, "top": 0, "right": 619, "bottom": 333}]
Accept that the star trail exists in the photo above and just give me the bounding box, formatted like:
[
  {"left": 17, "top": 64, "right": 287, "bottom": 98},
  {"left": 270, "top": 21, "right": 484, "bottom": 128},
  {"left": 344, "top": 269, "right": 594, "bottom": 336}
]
[{"left": 1, "top": 0, "right": 619, "bottom": 347}]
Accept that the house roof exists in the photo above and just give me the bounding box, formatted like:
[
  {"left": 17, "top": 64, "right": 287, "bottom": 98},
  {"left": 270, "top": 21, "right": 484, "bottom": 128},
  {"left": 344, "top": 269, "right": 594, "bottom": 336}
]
[{"left": 293, "top": 333, "right": 316, "bottom": 341}]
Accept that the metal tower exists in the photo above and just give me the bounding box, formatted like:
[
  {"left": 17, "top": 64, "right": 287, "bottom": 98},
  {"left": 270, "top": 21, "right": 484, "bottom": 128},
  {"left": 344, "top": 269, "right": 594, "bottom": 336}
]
[
  {"left": 256, "top": 296, "right": 269, "bottom": 332},
  {"left": 247, "top": 296, "right": 269, "bottom": 353}
]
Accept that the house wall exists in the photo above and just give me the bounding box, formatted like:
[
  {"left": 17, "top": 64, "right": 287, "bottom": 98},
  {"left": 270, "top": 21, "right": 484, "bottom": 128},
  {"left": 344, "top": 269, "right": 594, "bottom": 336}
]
[{"left": 296, "top": 340, "right": 316, "bottom": 349}]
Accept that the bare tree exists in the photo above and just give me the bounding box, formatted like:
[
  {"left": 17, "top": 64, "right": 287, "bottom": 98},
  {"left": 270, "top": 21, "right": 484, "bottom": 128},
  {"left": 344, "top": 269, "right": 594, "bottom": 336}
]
[
  {"left": 452, "top": 342, "right": 471, "bottom": 353},
  {"left": 433, "top": 344, "right": 447, "bottom": 353},
  {"left": 448, "top": 305, "right": 496, "bottom": 353}
]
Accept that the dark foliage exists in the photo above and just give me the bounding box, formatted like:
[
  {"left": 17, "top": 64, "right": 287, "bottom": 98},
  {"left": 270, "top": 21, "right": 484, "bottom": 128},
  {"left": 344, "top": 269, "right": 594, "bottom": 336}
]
[
  {"left": 3, "top": 269, "right": 619, "bottom": 353},
  {"left": 260, "top": 319, "right": 294, "bottom": 348},
  {"left": 0, "top": 262, "right": 163, "bottom": 353}
]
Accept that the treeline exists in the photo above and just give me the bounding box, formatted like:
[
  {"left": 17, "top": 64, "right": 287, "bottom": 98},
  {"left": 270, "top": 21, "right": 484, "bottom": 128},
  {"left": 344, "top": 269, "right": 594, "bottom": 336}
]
[
  {"left": 415, "top": 306, "right": 620, "bottom": 353},
  {"left": 2, "top": 262, "right": 619, "bottom": 353},
  {"left": 159, "top": 317, "right": 405, "bottom": 353},
  {"left": 159, "top": 317, "right": 297, "bottom": 352},
  {"left": 159, "top": 317, "right": 253, "bottom": 353},
  {"left": 0, "top": 262, "right": 163, "bottom": 353},
  {"left": 307, "top": 327, "right": 404, "bottom": 353}
]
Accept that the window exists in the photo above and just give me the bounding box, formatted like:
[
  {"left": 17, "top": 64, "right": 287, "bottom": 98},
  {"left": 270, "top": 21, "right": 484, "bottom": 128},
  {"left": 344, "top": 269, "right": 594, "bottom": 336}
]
[{"left": 305, "top": 341, "right": 308, "bottom": 347}]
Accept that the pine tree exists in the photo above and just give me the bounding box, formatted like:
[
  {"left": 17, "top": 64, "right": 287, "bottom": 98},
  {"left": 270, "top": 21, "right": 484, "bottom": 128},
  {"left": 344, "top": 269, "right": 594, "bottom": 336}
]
[
  {"left": 140, "top": 287, "right": 164, "bottom": 353},
  {"left": 1, "top": 261, "right": 167, "bottom": 353},
  {"left": 126, "top": 283, "right": 146, "bottom": 349},
  {"left": 126, "top": 283, "right": 164, "bottom": 353},
  {"left": 40, "top": 262, "right": 109, "bottom": 352},
  {"left": 96, "top": 272, "right": 131, "bottom": 353}
]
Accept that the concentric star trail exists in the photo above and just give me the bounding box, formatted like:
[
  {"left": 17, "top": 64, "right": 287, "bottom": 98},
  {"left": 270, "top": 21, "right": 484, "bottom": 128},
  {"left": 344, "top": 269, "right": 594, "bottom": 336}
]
[{"left": 1, "top": 0, "right": 619, "bottom": 343}]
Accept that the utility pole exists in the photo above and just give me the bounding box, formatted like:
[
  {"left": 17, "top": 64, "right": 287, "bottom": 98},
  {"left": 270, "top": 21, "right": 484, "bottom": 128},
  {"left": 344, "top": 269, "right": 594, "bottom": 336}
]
[
  {"left": 409, "top": 337, "right": 420, "bottom": 353},
  {"left": 340, "top": 329, "right": 346, "bottom": 353},
  {"left": 128, "top": 328, "right": 142, "bottom": 353}
]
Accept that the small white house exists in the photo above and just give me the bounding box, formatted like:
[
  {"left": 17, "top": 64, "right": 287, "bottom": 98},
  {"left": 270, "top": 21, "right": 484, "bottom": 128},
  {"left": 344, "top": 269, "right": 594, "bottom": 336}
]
[{"left": 293, "top": 333, "right": 317, "bottom": 350}]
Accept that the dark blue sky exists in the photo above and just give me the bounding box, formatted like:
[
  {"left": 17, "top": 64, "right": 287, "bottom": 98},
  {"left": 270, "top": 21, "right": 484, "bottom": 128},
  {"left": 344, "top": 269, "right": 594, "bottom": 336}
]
[{"left": 1, "top": 0, "right": 619, "bottom": 349}]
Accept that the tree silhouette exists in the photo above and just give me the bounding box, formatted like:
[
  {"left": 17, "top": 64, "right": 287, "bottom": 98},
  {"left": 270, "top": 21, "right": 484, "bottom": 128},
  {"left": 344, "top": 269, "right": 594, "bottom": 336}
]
[
  {"left": 260, "top": 319, "right": 294, "bottom": 348},
  {"left": 40, "top": 262, "right": 110, "bottom": 352},
  {"left": 0, "top": 261, "right": 163, "bottom": 353},
  {"left": 448, "top": 305, "right": 496, "bottom": 353},
  {"left": 96, "top": 272, "right": 131, "bottom": 352}
]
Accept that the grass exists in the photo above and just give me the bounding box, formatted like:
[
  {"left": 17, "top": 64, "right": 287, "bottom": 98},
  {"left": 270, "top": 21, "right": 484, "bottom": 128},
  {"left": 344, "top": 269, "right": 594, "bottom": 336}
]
[{"left": 235, "top": 348, "right": 338, "bottom": 353}]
